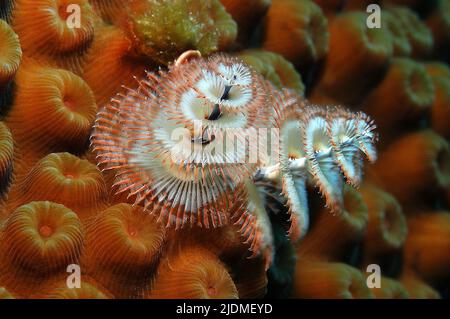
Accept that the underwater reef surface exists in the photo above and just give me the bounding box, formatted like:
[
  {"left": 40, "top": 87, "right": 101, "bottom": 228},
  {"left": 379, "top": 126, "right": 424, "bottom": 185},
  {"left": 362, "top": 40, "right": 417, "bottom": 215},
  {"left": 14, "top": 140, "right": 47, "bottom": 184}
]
[{"left": 0, "top": 0, "right": 449, "bottom": 299}]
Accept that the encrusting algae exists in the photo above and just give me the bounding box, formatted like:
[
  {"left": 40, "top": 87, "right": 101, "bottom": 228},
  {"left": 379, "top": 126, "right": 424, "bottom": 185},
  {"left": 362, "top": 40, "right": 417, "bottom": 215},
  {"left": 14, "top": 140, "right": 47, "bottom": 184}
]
[
  {"left": 238, "top": 49, "right": 305, "bottom": 96},
  {"left": 0, "top": 0, "right": 448, "bottom": 299},
  {"left": 123, "top": 0, "right": 237, "bottom": 65}
]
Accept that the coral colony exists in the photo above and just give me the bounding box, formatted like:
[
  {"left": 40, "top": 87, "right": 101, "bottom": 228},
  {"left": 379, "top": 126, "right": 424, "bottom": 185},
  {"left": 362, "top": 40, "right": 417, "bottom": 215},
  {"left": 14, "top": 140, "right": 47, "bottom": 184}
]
[
  {"left": 1, "top": 0, "right": 449, "bottom": 299},
  {"left": 91, "top": 51, "right": 377, "bottom": 266}
]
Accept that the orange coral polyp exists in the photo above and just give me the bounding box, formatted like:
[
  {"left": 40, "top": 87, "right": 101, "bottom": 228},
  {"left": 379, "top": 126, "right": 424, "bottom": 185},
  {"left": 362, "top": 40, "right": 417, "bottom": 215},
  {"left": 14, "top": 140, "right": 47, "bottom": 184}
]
[
  {"left": 84, "top": 204, "right": 165, "bottom": 273},
  {"left": 400, "top": 272, "right": 440, "bottom": 299},
  {"left": 403, "top": 212, "right": 450, "bottom": 283},
  {"left": 317, "top": 11, "right": 393, "bottom": 105},
  {"left": 169, "top": 222, "right": 249, "bottom": 263},
  {"left": 364, "top": 58, "right": 434, "bottom": 137},
  {"left": 360, "top": 185, "right": 407, "bottom": 260},
  {"left": 17, "top": 152, "right": 108, "bottom": 216},
  {"left": 146, "top": 246, "right": 238, "bottom": 299},
  {"left": 82, "top": 25, "right": 148, "bottom": 107},
  {"left": 372, "top": 130, "right": 450, "bottom": 204},
  {"left": 83, "top": 203, "right": 166, "bottom": 297},
  {"left": 32, "top": 277, "right": 113, "bottom": 299},
  {"left": 7, "top": 64, "right": 96, "bottom": 153},
  {"left": 293, "top": 260, "right": 374, "bottom": 298},
  {"left": 383, "top": 10, "right": 412, "bottom": 57},
  {"left": 425, "top": 62, "right": 450, "bottom": 140},
  {"left": 387, "top": 6, "right": 433, "bottom": 58},
  {"left": 298, "top": 185, "right": 368, "bottom": 261},
  {"left": 263, "top": 0, "right": 329, "bottom": 68},
  {"left": 369, "top": 276, "right": 409, "bottom": 299},
  {"left": 89, "top": 0, "right": 127, "bottom": 24},
  {"left": 0, "top": 201, "right": 84, "bottom": 274},
  {"left": 12, "top": 0, "right": 95, "bottom": 55}
]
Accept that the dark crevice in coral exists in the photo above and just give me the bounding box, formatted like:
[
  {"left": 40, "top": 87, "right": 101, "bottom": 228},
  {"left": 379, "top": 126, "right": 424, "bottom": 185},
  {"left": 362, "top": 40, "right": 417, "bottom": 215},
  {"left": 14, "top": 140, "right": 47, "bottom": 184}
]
[
  {"left": 0, "top": 0, "right": 15, "bottom": 22},
  {"left": 0, "top": 162, "right": 13, "bottom": 197},
  {"left": 343, "top": 242, "right": 364, "bottom": 268},
  {"left": 265, "top": 219, "right": 296, "bottom": 299},
  {"left": 304, "top": 59, "right": 326, "bottom": 98},
  {"left": 0, "top": 81, "right": 15, "bottom": 118},
  {"left": 372, "top": 251, "right": 404, "bottom": 279},
  {"left": 415, "top": 0, "right": 439, "bottom": 18}
]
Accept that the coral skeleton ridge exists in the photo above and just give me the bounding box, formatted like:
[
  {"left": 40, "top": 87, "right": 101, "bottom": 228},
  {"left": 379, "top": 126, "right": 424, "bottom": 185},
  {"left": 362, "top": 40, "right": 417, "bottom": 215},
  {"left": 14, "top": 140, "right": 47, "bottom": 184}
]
[{"left": 91, "top": 51, "right": 377, "bottom": 266}]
